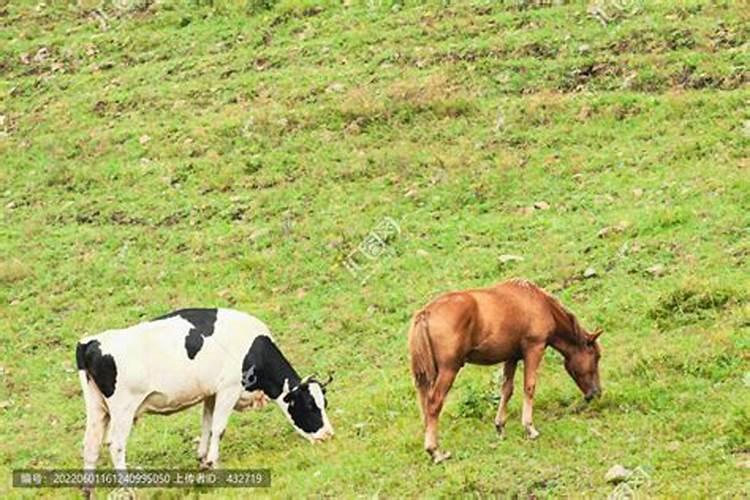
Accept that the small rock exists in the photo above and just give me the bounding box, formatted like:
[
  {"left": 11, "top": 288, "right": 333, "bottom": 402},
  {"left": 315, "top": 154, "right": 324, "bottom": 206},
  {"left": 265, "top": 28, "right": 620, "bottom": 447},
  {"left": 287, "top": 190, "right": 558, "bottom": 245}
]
[
  {"left": 5, "top": 201, "right": 16, "bottom": 209},
  {"left": 646, "top": 264, "right": 665, "bottom": 277},
  {"left": 139, "top": 134, "right": 151, "bottom": 145},
  {"left": 578, "top": 43, "right": 591, "bottom": 53},
  {"left": 495, "top": 113, "right": 505, "bottom": 131},
  {"left": 533, "top": 201, "right": 550, "bottom": 210},
  {"left": 326, "top": 82, "right": 345, "bottom": 93},
  {"left": 633, "top": 188, "right": 644, "bottom": 198},
  {"left": 345, "top": 121, "right": 361, "bottom": 135},
  {"left": 416, "top": 249, "right": 430, "bottom": 257},
  {"left": 597, "top": 221, "right": 628, "bottom": 238},
  {"left": 33, "top": 47, "right": 49, "bottom": 63},
  {"left": 583, "top": 267, "right": 597, "bottom": 279},
  {"left": 605, "top": 464, "right": 631, "bottom": 484},
  {"left": 498, "top": 254, "right": 524, "bottom": 264},
  {"left": 0, "top": 400, "right": 11, "bottom": 410}
]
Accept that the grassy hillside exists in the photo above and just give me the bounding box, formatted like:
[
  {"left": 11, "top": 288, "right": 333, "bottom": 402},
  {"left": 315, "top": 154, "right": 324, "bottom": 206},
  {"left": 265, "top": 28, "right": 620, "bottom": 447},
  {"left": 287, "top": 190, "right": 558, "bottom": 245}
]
[{"left": 1, "top": 0, "right": 748, "bottom": 497}]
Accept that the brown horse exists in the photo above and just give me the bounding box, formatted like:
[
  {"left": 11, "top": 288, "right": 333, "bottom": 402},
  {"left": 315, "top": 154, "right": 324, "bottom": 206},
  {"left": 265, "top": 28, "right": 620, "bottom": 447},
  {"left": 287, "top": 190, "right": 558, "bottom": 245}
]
[{"left": 408, "top": 279, "right": 603, "bottom": 463}]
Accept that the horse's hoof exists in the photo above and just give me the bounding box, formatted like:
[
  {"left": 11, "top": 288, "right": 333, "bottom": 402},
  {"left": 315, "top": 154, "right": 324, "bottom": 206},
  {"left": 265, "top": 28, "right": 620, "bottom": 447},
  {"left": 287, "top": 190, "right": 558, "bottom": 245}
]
[
  {"left": 431, "top": 450, "right": 452, "bottom": 464},
  {"left": 495, "top": 422, "right": 505, "bottom": 437},
  {"left": 526, "top": 427, "right": 540, "bottom": 440}
]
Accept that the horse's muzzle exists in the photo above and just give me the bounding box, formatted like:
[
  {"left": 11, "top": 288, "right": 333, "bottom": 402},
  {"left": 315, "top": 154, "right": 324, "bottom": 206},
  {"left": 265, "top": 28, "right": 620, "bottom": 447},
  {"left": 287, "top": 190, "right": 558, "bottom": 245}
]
[{"left": 584, "top": 388, "right": 601, "bottom": 402}]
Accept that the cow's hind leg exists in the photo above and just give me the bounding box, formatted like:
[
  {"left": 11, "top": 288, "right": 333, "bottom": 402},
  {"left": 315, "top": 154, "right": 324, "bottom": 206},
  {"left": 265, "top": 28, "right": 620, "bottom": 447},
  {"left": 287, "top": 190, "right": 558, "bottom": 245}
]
[
  {"left": 494, "top": 359, "right": 517, "bottom": 436},
  {"left": 203, "top": 390, "right": 237, "bottom": 469},
  {"left": 106, "top": 397, "right": 141, "bottom": 485},
  {"left": 81, "top": 377, "right": 109, "bottom": 471},
  {"left": 424, "top": 367, "right": 458, "bottom": 464},
  {"left": 197, "top": 395, "right": 216, "bottom": 466}
]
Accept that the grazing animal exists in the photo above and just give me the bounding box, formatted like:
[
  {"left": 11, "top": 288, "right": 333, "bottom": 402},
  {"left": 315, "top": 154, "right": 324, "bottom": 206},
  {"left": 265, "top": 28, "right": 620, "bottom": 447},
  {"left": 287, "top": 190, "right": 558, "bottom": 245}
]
[
  {"left": 77, "top": 308, "right": 334, "bottom": 475},
  {"left": 408, "top": 279, "right": 602, "bottom": 463}
]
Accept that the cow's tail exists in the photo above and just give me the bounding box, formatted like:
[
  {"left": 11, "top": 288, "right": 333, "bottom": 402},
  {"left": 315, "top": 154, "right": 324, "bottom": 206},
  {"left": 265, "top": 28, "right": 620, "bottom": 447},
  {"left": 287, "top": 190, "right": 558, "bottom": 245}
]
[
  {"left": 76, "top": 340, "right": 109, "bottom": 480},
  {"left": 76, "top": 341, "right": 106, "bottom": 411},
  {"left": 408, "top": 310, "right": 438, "bottom": 390},
  {"left": 77, "top": 342, "right": 93, "bottom": 404}
]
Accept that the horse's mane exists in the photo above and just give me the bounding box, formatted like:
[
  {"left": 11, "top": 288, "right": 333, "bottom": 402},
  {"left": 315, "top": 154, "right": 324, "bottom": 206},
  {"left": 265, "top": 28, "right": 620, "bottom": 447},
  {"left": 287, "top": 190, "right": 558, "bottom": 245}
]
[{"left": 506, "top": 279, "right": 589, "bottom": 345}]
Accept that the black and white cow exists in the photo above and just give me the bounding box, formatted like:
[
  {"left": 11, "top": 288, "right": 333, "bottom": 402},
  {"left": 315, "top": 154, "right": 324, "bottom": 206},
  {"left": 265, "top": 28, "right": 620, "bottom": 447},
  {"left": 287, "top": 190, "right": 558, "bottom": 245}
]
[{"left": 76, "top": 308, "right": 333, "bottom": 472}]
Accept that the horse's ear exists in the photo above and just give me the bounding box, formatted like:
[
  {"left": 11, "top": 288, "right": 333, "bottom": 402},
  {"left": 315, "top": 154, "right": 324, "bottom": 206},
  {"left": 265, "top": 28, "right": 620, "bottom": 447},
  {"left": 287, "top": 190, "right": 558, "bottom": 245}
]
[{"left": 589, "top": 327, "right": 603, "bottom": 343}]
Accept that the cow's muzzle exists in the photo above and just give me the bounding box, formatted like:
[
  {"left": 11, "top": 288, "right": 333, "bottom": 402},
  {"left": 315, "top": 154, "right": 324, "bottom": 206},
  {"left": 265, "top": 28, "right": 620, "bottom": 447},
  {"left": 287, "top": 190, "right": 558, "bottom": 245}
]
[{"left": 312, "top": 427, "right": 335, "bottom": 442}]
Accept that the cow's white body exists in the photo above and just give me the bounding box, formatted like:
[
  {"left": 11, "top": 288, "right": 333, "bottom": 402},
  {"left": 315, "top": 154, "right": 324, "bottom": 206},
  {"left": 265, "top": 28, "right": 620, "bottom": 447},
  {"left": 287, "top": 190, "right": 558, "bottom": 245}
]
[
  {"left": 77, "top": 308, "right": 332, "bottom": 481},
  {"left": 82, "top": 309, "right": 269, "bottom": 417}
]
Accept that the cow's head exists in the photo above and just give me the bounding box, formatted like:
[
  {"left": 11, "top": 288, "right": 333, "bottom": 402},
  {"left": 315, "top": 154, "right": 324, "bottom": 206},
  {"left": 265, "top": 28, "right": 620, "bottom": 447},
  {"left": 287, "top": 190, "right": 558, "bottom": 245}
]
[{"left": 279, "top": 375, "right": 334, "bottom": 442}]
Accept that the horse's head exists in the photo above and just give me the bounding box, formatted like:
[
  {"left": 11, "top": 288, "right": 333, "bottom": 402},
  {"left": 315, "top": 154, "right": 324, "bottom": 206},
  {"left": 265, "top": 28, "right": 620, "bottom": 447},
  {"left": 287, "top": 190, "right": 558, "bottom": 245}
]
[{"left": 563, "top": 328, "right": 603, "bottom": 401}]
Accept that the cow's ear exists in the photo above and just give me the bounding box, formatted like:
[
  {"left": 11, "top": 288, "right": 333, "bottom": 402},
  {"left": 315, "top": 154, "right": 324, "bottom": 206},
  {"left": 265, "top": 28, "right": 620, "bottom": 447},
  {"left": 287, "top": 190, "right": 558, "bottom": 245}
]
[{"left": 283, "top": 391, "right": 294, "bottom": 404}]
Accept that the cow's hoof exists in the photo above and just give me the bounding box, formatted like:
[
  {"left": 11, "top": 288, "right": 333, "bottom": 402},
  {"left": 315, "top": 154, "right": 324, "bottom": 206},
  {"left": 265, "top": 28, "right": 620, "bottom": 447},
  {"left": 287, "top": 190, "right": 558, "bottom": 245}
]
[
  {"left": 110, "top": 487, "right": 137, "bottom": 500},
  {"left": 81, "top": 486, "right": 93, "bottom": 500},
  {"left": 431, "top": 450, "right": 452, "bottom": 464},
  {"left": 200, "top": 460, "right": 214, "bottom": 470},
  {"left": 525, "top": 427, "right": 540, "bottom": 440}
]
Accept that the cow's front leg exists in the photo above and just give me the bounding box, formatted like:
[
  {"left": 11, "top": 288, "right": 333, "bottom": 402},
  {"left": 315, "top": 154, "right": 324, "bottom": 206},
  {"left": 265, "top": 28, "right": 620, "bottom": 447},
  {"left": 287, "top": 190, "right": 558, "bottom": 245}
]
[
  {"left": 197, "top": 395, "right": 216, "bottom": 466},
  {"left": 203, "top": 390, "right": 237, "bottom": 469}
]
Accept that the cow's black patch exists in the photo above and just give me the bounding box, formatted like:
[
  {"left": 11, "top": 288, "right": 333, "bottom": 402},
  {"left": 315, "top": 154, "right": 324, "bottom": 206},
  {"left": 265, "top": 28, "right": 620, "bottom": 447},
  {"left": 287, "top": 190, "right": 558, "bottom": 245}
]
[
  {"left": 76, "top": 340, "right": 117, "bottom": 398},
  {"left": 241, "top": 335, "right": 300, "bottom": 399},
  {"left": 242, "top": 335, "right": 325, "bottom": 434},
  {"left": 154, "top": 308, "right": 218, "bottom": 360},
  {"left": 284, "top": 388, "right": 324, "bottom": 434}
]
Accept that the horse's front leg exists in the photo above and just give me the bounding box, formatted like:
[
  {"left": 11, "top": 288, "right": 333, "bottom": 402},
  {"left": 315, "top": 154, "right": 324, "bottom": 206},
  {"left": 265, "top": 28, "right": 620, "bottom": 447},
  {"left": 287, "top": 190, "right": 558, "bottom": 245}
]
[
  {"left": 424, "top": 367, "right": 458, "bottom": 464},
  {"left": 522, "top": 346, "right": 544, "bottom": 439},
  {"left": 494, "top": 359, "right": 517, "bottom": 436}
]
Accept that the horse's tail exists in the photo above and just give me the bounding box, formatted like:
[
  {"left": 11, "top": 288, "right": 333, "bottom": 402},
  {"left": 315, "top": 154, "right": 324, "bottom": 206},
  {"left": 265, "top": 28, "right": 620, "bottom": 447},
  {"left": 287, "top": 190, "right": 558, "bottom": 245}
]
[{"left": 408, "top": 310, "right": 437, "bottom": 389}]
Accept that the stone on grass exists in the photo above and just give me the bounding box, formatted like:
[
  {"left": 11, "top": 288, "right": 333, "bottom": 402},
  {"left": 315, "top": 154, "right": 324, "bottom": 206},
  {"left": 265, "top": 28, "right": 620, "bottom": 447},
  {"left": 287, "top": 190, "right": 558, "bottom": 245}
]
[
  {"left": 605, "top": 464, "right": 631, "bottom": 484},
  {"left": 647, "top": 264, "right": 665, "bottom": 276}
]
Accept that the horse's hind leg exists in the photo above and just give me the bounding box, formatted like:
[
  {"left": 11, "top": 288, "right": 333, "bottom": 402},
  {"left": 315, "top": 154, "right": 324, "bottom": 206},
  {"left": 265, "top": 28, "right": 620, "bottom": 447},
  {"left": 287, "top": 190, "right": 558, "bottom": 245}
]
[
  {"left": 494, "top": 360, "right": 517, "bottom": 436},
  {"left": 424, "top": 367, "right": 458, "bottom": 464},
  {"left": 522, "top": 346, "right": 544, "bottom": 439}
]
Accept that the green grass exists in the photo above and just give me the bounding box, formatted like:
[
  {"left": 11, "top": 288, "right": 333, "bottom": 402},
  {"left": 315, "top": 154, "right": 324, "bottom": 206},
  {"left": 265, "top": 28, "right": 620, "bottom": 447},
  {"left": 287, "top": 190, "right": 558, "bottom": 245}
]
[{"left": 1, "top": 0, "right": 749, "bottom": 497}]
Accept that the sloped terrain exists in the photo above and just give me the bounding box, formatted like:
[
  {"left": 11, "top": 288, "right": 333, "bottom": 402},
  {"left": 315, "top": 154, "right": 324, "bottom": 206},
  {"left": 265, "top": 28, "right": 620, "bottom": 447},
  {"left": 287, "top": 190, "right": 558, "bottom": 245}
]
[{"left": 1, "top": 1, "right": 748, "bottom": 497}]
